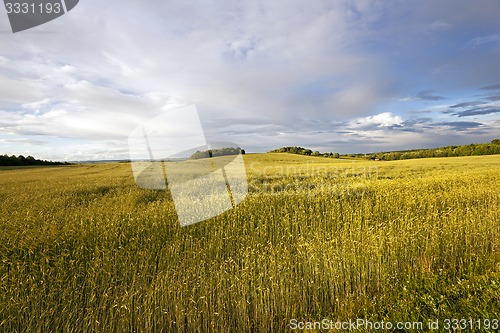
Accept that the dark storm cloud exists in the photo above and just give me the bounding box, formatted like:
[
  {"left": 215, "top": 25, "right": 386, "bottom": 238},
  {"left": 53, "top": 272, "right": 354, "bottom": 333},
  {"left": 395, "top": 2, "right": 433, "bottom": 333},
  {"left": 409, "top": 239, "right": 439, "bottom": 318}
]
[
  {"left": 453, "top": 107, "right": 500, "bottom": 117},
  {"left": 403, "top": 118, "right": 433, "bottom": 125},
  {"left": 450, "top": 101, "right": 487, "bottom": 108},
  {"left": 480, "top": 83, "right": 500, "bottom": 90},
  {"left": 478, "top": 83, "right": 500, "bottom": 101},
  {"left": 416, "top": 90, "right": 446, "bottom": 101},
  {"left": 433, "top": 121, "right": 483, "bottom": 130},
  {"left": 326, "top": 138, "right": 390, "bottom": 145},
  {"left": 484, "top": 94, "right": 500, "bottom": 101}
]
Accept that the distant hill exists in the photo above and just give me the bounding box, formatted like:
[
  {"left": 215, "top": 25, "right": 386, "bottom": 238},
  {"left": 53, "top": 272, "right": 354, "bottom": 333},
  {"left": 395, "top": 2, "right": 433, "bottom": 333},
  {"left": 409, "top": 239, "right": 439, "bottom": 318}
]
[
  {"left": 269, "top": 139, "right": 500, "bottom": 161},
  {"left": 0, "top": 154, "right": 71, "bottom": 166}
]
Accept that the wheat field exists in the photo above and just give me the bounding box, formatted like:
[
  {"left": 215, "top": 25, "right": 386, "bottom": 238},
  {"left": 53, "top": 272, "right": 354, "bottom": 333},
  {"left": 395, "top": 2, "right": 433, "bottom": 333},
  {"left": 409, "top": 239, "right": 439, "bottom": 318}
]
[{"left": 0, "top": 154, "right": 499, "bottom": 332}]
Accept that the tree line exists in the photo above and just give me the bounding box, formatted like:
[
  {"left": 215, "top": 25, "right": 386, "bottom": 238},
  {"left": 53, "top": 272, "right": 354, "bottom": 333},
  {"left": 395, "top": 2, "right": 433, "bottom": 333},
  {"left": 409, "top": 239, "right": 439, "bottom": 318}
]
[
  {"left": 269, "top": 146, "right": 340, "bottom": 158},
  {"left": 269, "top": 139, "right": 500, "bottom": 161},
  {"left": 189, "top": 147, "right": 245, "bottom": 159},
  {"left": 0, "top": 154, "right": 71, "bottom": 166},
  {"left": 365, "top": 139, "right": 500, "bottom": 161}
]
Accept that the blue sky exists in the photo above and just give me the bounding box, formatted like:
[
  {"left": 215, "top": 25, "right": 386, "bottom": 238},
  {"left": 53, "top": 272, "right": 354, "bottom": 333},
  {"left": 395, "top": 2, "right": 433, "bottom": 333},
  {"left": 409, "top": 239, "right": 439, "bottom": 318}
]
[{"left": 0, "top": 0, "right": 499, "bottom": 160}]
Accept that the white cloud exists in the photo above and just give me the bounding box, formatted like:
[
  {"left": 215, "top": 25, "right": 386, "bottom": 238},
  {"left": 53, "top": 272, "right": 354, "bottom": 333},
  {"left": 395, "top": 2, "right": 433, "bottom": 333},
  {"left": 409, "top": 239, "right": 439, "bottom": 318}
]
[
  {"left": 419, "top": 20, "right": 453, "bottom": 34},
  {"left": 22, "top": 98, "right": 52, "bottom": 110},
  {"left": 102, "top": 52, "right": 134, "bottom": 77},
  {"left": 350, "top": 112, "right": 403, "bottom": 129},
  {"left": 399, "top": 96, "right": 420, "bottom": 102},
  {"left": 0, "top": 75, "right": 45, "bottom": 106},
  {"left": 468, "top": 34, "right": 500, "bottom": 46}
]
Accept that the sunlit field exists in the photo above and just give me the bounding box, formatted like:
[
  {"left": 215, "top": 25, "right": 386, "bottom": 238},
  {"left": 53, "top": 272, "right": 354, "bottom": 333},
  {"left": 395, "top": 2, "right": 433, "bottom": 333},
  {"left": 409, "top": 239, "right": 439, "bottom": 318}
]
[{"left": 1, "top": 154, "right": 499, "bottom": 332}]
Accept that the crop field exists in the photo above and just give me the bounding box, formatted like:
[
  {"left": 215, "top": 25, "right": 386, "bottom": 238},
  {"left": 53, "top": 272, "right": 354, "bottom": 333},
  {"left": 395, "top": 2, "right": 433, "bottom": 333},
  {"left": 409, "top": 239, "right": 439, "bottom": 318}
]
[{"left": 0, "top": 154, "right": 499, "bottom": 332}]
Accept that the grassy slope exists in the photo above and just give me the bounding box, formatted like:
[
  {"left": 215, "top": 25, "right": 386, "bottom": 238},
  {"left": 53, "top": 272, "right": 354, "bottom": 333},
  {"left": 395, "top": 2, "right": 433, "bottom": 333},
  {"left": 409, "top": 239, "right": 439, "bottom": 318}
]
[{"left": 0, "top": 155, "right": 499, "bottom": 332}]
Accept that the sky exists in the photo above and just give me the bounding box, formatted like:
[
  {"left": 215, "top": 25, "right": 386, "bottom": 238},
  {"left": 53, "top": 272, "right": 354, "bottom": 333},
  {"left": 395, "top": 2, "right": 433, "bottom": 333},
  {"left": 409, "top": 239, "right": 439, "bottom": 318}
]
[{"left": 0, "top": 0, "right": 499, "bottom": 161}]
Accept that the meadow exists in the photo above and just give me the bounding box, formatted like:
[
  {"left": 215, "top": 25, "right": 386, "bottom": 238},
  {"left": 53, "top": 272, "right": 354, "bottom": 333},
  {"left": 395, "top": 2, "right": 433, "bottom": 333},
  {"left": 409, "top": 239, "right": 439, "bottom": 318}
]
[{"left": 0, "top": 154, "right": 499, "bottom": 332}]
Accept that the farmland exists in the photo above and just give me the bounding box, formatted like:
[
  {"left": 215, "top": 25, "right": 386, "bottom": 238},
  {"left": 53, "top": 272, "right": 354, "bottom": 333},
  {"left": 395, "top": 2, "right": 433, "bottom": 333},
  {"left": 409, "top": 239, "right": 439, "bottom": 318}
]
[{"left": 0, "top": 154, "right": 499, "bottom": 332}]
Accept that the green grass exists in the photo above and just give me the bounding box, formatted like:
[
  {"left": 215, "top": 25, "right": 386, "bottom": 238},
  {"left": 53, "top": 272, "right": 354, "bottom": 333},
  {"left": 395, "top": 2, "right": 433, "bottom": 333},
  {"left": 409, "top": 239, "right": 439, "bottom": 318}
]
[{"left": 0, "top": 155, "right": 499, "bottom": 332}]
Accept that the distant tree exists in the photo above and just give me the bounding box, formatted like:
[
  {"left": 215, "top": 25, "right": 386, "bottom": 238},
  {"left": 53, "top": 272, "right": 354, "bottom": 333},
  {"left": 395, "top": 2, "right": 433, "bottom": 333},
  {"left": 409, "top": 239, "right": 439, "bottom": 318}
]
[
  {"left": 269, "top": 147, "right": 342, "bottom": 158},
  {"left": 268, "top": 140, "right": 500, "bottom": 161},
  {"left": 26, "top": 156, "right": 36, "bottom": 165},
  {"left": 9, "top": 155, "right": 19, "bottom": 165},
  {"left": 190, "top": 151, "right": 210, "bottom": 159},
  {"left": 18, "top": 155, "right": 27, "bottom": 165},
  {"left": 189, "top": 147, "right": 244, "bottom": 159},
  {"left": 367, "top": 140, "right": 499, "bottom": 161},
  {"left": 0, "top": 154, "right": 69, "bottom": 166},
  {"left": 0, "top": 155, "right": 12, "bottom": 166}
]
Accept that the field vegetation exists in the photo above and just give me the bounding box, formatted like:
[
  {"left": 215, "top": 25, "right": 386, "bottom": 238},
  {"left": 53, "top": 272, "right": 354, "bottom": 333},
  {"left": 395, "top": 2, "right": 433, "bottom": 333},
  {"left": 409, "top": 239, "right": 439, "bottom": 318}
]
[
  {"left": 269, "top": 139, "right": 500, "bottom": 161},
  {"left": 0, "top": 154, "right": 499, "bottom": 332}
]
